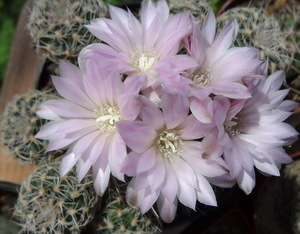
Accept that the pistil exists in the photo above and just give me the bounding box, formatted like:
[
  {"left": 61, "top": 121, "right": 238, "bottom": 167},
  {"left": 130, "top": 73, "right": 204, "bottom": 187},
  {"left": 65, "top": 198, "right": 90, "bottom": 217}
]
[
  {"left": 157, "top": 130, "right": 182, "bottom": 160},
  {"left": 94, "top": 106, "right": 122, "bottom": 132}
]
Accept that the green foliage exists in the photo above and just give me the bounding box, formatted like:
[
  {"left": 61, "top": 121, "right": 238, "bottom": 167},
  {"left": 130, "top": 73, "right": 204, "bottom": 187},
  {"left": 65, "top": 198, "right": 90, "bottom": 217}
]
[
  {"left": 210, "top": 0, "right": 226, "bottom": 13},
  {"left": 104, "top": 0, "right": 132, "bottom": 5},
  {"left": 0, "top": 20, "right": 14, "bottom": 81},
  {"left": 0, "top": 0, "right": 27, "bottom": 80}
]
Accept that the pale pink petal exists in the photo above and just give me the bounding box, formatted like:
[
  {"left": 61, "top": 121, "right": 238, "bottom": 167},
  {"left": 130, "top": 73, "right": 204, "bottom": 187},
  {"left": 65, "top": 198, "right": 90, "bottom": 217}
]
[
  {"left": 122, "top": 146, "right": 157, "bottom": 176},
  {"left": 126, "top": 178, "right": 139, "bottom": 207},
  {"left": 236, "top": 168, "right": 256, "bottom": 195},
  {"left": 160, "top": 158, "right": 179, "bottom": 203},
  {"left": 35, "top": 121, "right": 63, "bottom": 139},
  {"left": 176, "top": 178, "right": 197, "bottom": 210},
  {"left": 155, "top": 0, "right": 169, "bottom": 23},
  {"left": 162, "top": 93, "right": 189, "bottom": 129},
  {"left": 87, "top": 18, "right": 132, "bottom": 54},
  {"left": 201, "top": 9, "right": 216, "bottom": 45},
  {"left": 141, "top": 0, "right": 158, "bottom": 30},
  {"left": 47, "top": 127, "right": 97, "bottom": 152},
  {"left": 182, "top": 142, "right": 226, "bottom": 177},
  {"left": 171, "top": 157, "right": 197, "bottom": 189},
  {"left": 195, "top": 172, "right": 217, "bottom": 206},
  {"left": 209, "top": 19, "right": 238, "bottom": 63},
  {"left": 253, "top": 157, "right": 280, "bottom": 176},
  {"left": 92, "top": 138, "right": 111, "bottom": 195},
  {"left": 259, "top": 147, "right": 292, "bottom": 164},
  {"left": 139, "top": 96, "right": 164, "bottom": 130},
  {"left": 76, "top": 157, "right": 92, "bottom": 182},
  {"left": 60, "top": 152, "right": 81, "bottom": 177},
  {"left": 157, "top": 193, "right": 178, "bottom": 223},
  {"left": 108, "top": 133, "right": 126, "bottom": 181},
  {"left": 86, "top": 133, "right": 109, "bottom": 165},
  {"left": 146, "top": 154, "right": 166, "bottom": 192},
  {"left": 118, "top": 93, "right": 142, "bottom": 120},
  {"left": 37, "top": 100, "right": 94, "bottom": 119},
  {"left": 189, "top": 96, "right": 213, "bottom": 123},
  {"left": 116, "top": 120, "right": 157, "bottom": 153},
  {"left": 59, "top": 60, "right": 83, "bottom": 88},
  {"left": 36, "top": 102, "right": 61, "bottom": 121},
  {"left": 156, "top": 11, "right": 192, "bottom": 56},
  {"left": 138, "top": 189, "right": 160, "bottom": 214},
  {"left": 52, "top": 75, "right": 97, "bottom": 110}
]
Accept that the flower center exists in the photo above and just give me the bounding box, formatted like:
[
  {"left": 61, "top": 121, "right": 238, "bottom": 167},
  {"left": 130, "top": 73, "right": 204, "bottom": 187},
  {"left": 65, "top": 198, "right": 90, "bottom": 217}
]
[
  {"left": 131, "top": 47, "right": 158, "bottom": 74},
  {"left": 133, "top": 53, "right": 158, "bottom": 73},
  {"left": 157, "top": 130, "right": 182, "bottom": 160},
  {"left": 94, "top": 106, "right": 122, "bottom": 132},
  {"left": 224, "top": 116, "right": 243, "bottom": 137},
  {"left": 190, "top": 67, "right": 212, "bottom": 88}
]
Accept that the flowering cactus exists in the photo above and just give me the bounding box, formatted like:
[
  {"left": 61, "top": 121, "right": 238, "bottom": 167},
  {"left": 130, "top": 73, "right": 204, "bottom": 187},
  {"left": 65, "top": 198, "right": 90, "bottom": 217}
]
[
  {"left": 14, "top": 163, "right": 99, "bottom": 234},
  {"left": 0, "top": 90, "right": 62, "bottom": 165},
  {"left": 27, "top": 0, "right": 108, "bottom": 64},
  {"left": 35, "top": 0, "right": 298, "bottom": 224}
]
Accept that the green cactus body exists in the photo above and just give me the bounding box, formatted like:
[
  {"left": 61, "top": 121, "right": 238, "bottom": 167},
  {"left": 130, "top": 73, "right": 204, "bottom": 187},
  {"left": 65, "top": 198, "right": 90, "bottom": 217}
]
[
  {"left": 14, "top": 163, "right": 99, "bottom": 234},
  {"left": 217, "top": 7, "right": 291, "bottom": 73},
  {"left": 96, "top": 188, "right": 161, "bottom": 234},
  {"left": 0, "top": 90, "right": 62, "bottom": 165},
  {"left": 27, "top": 0, "right": 108, "bottom": 64}
]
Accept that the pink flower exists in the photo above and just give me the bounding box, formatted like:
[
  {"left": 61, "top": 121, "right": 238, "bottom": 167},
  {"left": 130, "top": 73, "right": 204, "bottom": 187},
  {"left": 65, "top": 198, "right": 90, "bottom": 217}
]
[
  {"left": 35, "top": 60, "right": 141, "bottom": 195},
  {"left": 183, "top": 9, "right": 263, "bottom": 123},
  {"left": 116, "top": 93, "right": 233, "bottom": 223},
  {"left": 206, "top": 70, "right": 298, "bottom": 194},
  {"left": 79, "top": 0, "right": 197, "bottom": 92}
]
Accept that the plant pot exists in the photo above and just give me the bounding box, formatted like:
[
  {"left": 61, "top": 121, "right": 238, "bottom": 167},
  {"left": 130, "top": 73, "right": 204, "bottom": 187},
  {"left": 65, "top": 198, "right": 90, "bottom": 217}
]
[{"left": 0, "top": 181, "right": 21, "bottom": 233}]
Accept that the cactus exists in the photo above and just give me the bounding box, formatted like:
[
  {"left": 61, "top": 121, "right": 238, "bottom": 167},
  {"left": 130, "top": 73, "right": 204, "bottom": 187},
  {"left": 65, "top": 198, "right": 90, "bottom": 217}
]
[
  {"left": 27, "top": 0, "right": 108, "bottom": 64},
  {"left": 95, "top": 185, "right": 161, "bottom": 234},
  {"left": 217, "top": 7, "right": 291, "bottom": 73},
  {"left": 264, "top": 0, "right": 300, "bottom": 102},
  {"left": 167, "top": 0, "right": 210, "bottom": 20},
  {"left": 0, "top": 89, "right": 62, "bottom": 165},
  {"left": 14, "top": 163, "right": 99, "bottom": 234},
  {"left": 142, "top": 0, "right": 210, "bottom": 20}
]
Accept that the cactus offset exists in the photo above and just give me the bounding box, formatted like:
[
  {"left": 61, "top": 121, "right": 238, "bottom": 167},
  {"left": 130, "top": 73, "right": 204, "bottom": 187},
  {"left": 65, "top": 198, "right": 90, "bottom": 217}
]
[
  {"left": 0, "top": 90, "right": 62, "bottom": 165},
  {"left": 14, "top": 163, "right": 99, "bottom": 234},
  {"left": 27, "top": 0, "right": 108, "bottom": 64}
]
